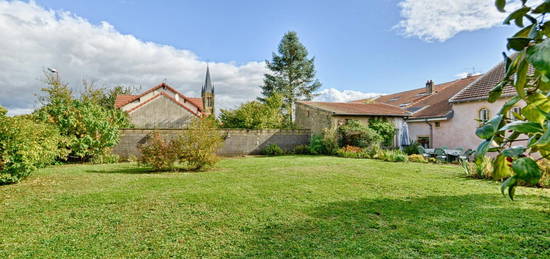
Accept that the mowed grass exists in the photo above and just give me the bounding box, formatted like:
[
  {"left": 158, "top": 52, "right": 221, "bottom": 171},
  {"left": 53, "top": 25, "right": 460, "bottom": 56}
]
[{"left": 1, "top": 156, "right": 549, "bottom": 258}]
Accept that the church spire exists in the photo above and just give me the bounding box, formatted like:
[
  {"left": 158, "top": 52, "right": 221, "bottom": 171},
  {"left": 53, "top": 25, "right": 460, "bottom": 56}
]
[
  {"left": 201, "top": 64, "right": 215, "bottom": 116},
  {"left": 203, "top": 64, "right": 214, "bottom": 94}
]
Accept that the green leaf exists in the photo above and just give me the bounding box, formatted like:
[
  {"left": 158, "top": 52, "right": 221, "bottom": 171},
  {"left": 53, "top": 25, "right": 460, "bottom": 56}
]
[
  {"left": 507, "top": 38, "right": 531, "bottom": 51},
  {"left": 496, "top": 0, "right": 506, "bottom": 12},
  {"left": 503, "top": 7, "right": 530, "bottom": 26},
  {"left": 535, "top": 121, "right": 550, "bottom": 146},
  {"left": 493, "top": 154, "right": 514, "bottom": 180},
  {"left": 514, "top": 58, "right": 528, "bottom": 98},
  {"left": 509, "top": 185, "right": 516, "bottom": 200},
  {"left": 476, "top": 115, "right": 504, "bottom": 139},
  {"left": 488, "top": 81, "right": 505, "bottom": 102},
  {"left": 502, "top": 146, "right": 526, "bottom": 157},
  {"left": 498, "top": 95, "right": 521, "bottom": 114},
  {"left": 527, "top": 39, "right": 550, "bottom": 78},
  {"left": 475, "top": 139, "right": 492, "bottom": 160},
  {"left": 532, "top": 2, "right": 550, "bottom": 14},
  {"left": 500, "top": 121, "right": 543, "bottom": 133},
  {"left": 512, "top": 157, "right": 541, "bottom": 185},
  {"left": 501, "top": 176, "right": 517, "bottom": 199}
]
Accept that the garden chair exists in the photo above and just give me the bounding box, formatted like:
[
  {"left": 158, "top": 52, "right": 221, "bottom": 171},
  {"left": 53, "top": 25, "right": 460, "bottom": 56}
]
[
  {"left": 417, "top": 146, "right": 430, "bottom": 158},
  {"left": 459, "top": 149, "right": 474, "bottom": 162},
  {"left": 434, "top": 148, "right": 447, "bottom": 162}
]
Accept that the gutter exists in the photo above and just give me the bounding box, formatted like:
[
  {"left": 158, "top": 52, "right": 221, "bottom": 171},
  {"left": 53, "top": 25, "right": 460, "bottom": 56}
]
[{"left": 425, "top": 119, "right": 433, "bottom": 148}]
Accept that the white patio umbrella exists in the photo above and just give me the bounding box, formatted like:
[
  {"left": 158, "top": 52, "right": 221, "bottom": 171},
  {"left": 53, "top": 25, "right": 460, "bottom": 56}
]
[{"left": 400, "top": 121, "right": 410, "bottom": 147}]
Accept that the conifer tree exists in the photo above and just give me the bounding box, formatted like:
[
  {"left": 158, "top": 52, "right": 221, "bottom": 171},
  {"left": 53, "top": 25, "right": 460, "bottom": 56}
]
[{"left": 260, "top": 31, "right": 321, "bottom": 123}]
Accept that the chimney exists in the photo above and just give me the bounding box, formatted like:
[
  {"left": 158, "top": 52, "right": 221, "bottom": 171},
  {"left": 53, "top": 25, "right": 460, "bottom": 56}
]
[{"left": 426, "top": 80, "right": 433, "bottom": 94}]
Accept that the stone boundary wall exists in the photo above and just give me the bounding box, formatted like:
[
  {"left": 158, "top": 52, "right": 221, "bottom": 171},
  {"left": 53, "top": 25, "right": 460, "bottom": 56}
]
[{"left": 113, "top": 128, "right": 311, "bottom": 159}]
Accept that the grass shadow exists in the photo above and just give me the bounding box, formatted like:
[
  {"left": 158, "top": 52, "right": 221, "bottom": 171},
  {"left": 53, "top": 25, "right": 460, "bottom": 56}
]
[{"left": 236, "top": 193, "right": 550, "bottom": 258}]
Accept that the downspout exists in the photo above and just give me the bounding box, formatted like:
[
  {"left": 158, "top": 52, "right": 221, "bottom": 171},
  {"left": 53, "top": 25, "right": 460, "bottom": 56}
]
[{"left": 424, "top": 119, "right": 433, "bottom": 148}]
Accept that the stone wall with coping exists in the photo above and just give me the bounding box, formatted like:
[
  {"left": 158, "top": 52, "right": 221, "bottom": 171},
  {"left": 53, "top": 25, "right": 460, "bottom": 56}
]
[{"left": 113, "top": 128, "right": 311, "bottom": 159}]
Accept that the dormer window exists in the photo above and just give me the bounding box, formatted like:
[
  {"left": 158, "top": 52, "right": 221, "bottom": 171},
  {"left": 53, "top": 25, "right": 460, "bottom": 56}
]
[{"left": 389, "top": 97, "right": 400, "bottom": 102}]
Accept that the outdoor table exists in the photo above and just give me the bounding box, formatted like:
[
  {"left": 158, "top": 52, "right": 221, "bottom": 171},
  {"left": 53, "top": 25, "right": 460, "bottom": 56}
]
[{"left": 423, "top": 148, "right": 463, "bottom": 160}]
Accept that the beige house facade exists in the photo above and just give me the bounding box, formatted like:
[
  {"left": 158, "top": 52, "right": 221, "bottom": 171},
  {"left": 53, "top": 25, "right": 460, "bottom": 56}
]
[{"left": 115, "top": 68, "right": 215, "bottom": 128}]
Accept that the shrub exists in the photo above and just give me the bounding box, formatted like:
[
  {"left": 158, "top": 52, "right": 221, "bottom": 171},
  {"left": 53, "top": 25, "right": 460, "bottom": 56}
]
[
  {"left": 138, "top": 132, "right": 178, "bottom": 171},
  {"left": 408, "top": 154, "right": 427, "bottom": 163},
  {"left": 336, "top": 145, "right": 369, "bottom": 159},
  {"left": 34, "top": 74, "right": 132, "bottom": 162},
  {"left": 460, "top": 156, "right": 493, "bottom": 179},
  {"left": 367, "top": 118, "right": 396, "bottom": 147},
  {"left": 338, "top": 120, "right": 382, "bottom": 148},
  {"left": 262, "top": 144, "right": 285, "bottom": 156},
  {"left": 0, "top": 116, "right": 66, "bottom": 184},
  {"left": 172, "top": 119, "right": 224, "bottom": 171},
  {"left": 309, "top": 128, "right": 339, "bottom": 155},
  {"left": 402, "top": 141, "right": 421, "bottom": 155},
  {"left": 90, "top": 152, "right": 120, "bottom": 164},
  {"left": 536, "top": 159, "right": 550, "bottom": 188},
  {"left": 377, "top": 149, "right": 408, "bottom": 162},
  {"left": 292, "top": 144, "right": 310, "bottom": 155}
]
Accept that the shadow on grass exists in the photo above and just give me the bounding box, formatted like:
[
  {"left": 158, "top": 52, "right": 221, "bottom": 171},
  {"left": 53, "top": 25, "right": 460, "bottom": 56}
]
[
  {"left": 84, "top": 167, "right": 158, "bottom": 174},
  {"left": 237, "top": 194, "right": 550, "bottom": 258}
]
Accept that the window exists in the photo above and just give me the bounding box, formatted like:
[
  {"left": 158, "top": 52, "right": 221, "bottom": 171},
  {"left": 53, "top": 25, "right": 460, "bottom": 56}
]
[
  {"left": 509, "top": 107, "right": 521, "bottom": 121},
  {"left": 479, "top": 108, "right": 490, "bottom": 122},
  {"left": 417, "top": 136, "right": 430, "bottom": 148},
  {"left": 435, "top": 122, "right": 440, "bottom": 127},
  {"left": 306, "top": 111, "right": 310, "bottom": 117}
]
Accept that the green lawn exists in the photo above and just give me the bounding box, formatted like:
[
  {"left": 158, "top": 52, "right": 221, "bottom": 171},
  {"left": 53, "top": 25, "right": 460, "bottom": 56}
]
[{"left": 1, "top": 156, "right": 549, "bottom": 258}]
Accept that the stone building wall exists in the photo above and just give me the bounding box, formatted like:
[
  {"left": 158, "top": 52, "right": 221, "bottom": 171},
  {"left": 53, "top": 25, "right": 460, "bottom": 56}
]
[
  {"left": 294, "top": 103, "right": 333, "bottom": 135},
  {"left": 129, "top": 96, "right": 197, "bottom": 129},
  {"left": 113, "top": 128, "right": 311, "bottom": 159}
]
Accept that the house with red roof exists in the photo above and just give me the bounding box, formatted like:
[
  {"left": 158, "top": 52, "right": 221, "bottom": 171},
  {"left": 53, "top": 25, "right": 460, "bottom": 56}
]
[
  {"left": 295, "top": 101, "right": 410, "bottom": 146},
  {"left": 296, "top": 71, "right": 510, "bottom": 150},
  {"left": 370, "top": 75, "right": 482, "bottom": 148},
  {"left": 115, "top": 67, "right": 215, "bottom": 128}
]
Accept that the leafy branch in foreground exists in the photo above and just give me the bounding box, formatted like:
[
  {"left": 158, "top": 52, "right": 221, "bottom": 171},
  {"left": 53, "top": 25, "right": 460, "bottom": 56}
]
[{"left": 476, "top": 0, "right": 549, "bottom": 199}]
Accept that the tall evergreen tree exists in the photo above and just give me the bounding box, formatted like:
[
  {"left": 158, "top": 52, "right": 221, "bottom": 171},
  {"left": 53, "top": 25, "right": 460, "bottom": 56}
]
[{"left": 260, "top": 31, "right": 321, "bottom": 123}]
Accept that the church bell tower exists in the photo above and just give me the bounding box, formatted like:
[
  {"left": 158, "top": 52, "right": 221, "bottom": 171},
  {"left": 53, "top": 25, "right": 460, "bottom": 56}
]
[{"left": 201, "top": 65, "right": 215, "bottom": 116}]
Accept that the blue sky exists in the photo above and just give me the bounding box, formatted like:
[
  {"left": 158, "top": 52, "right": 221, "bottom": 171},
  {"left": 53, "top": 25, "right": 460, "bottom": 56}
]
[
  {"left": 0, "top": 0, "right": 521, "bottom": 114},
  {"left": 36, "top": 0, "right": 514, "bottom": 92}
]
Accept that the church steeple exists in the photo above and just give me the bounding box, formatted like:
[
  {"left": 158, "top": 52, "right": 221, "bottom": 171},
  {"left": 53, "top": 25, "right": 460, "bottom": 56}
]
[{"left": 201, "top": 65, "right": 215, "bottom": 116}]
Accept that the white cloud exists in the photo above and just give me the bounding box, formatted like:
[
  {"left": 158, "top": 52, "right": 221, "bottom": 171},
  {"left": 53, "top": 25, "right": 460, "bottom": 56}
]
[
  {"left": 0, "top": 1, "right": 266, "bottom": 114},
  {"left": 314, "top": 88, "right": 383, "bottom": 103},
  {"left": 0, "top": 1, "right": 377, "bottom": 116},
  {"left": 395, "top": 0, "right": 534, "bottom": 42}
]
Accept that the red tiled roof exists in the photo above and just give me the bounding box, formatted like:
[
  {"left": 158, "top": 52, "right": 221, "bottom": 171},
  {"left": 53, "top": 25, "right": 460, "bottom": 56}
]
[
  {"left": 188, "top": 98, "right": 203, "bottom": 110},
  {"left": 450, "top": 61, "right": 518, "bottom": 103},
  {"left": 299, "top": 101, "right": 409, "bottom": 116},
  {"left": 115, "top": 95, "right": 137, "bottom": 108},
  {"left": 115, "top": 82, "right": 204, "bottom": 112},
  {"left": 408, "top": 75, "right": 482, "bottom": 118}
]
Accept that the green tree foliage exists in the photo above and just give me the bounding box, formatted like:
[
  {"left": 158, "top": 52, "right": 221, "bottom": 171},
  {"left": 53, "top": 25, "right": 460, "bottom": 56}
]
[
  {"left": 260, "top": 31, "right": 321, "bottom": 124},
  {"left": 368, "top": 118, "right": 396, "bottom": 147},
  {"left": 0, "top": 105, "right": 7, "bottom": 117},
  {"left": 219, "top": 94, "right": 286, "bottom": 129},
  {"left": 338, "top": 120, "right": 383, "bottom": 148},
  {"left": 0, "top": 116, "right": 66, "bottom": 184},
  {"left": 476, "top": 1, "right": 550, "bottom": 199},
  {"left": 34, "top": 73, "right": 132, "bottom": 161}
]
